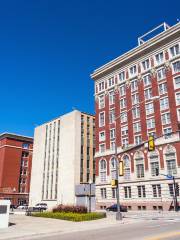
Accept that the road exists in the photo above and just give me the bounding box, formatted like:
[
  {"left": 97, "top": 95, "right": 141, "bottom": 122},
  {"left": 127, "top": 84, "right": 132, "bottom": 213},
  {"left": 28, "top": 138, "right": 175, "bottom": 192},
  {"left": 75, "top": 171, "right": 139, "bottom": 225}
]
[{"left": 35, "top": 219, "right": 180, "bottom": 240}]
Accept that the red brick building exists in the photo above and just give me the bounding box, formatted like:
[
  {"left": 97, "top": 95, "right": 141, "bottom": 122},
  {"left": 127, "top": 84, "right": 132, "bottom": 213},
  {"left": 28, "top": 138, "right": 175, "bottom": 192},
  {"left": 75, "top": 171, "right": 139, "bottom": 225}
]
[
  {"left": 91, "top": 22, "right": 180, "bottom": 211},
  {"left": 0, "top": 133, "right": 33, "bottom": 206}
]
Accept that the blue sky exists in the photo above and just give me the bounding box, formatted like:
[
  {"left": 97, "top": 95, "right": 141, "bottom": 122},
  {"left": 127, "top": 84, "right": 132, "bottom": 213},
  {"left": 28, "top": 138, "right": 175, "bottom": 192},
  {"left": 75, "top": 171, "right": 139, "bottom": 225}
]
[{"left": 0, "top": 0, "right": 179, "bottom": 137}]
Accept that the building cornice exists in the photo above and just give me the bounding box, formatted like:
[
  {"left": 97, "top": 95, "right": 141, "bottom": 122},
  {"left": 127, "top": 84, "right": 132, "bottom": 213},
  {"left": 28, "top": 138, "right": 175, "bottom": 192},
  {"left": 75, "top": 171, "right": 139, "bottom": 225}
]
[{"left": 0, "top": 132, "right": 33, "bottom": 143}]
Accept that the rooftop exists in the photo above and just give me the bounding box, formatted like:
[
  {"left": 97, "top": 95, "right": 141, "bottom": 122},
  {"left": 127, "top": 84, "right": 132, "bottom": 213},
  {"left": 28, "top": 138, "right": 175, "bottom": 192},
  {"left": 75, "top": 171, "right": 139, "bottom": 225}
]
[{"left": 0, "top": 132, "right": 33, "bottom": 142}]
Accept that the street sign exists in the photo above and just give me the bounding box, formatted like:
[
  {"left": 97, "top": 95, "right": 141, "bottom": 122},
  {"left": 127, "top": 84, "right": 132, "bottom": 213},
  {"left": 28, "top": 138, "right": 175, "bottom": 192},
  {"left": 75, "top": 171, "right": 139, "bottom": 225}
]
[{"left": 166, "top": 175, "right": 173, "bottom": 179}]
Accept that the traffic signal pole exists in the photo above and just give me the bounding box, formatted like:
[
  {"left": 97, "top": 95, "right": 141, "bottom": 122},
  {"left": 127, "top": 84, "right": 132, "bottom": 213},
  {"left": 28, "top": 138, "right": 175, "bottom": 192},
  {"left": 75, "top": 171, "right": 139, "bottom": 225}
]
[{"left": 173, "top": 176, "right": 178, "bottom": 211}]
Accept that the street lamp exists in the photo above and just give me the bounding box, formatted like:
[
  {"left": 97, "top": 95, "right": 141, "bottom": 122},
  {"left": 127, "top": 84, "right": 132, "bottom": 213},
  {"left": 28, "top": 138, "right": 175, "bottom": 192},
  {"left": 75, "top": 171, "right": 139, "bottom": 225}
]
[
  {"left": 88, "top": 179, "right": 93, "bottom": 213},
  {"left": 113, "top": 95, "right": 159, "bottom": 221}
]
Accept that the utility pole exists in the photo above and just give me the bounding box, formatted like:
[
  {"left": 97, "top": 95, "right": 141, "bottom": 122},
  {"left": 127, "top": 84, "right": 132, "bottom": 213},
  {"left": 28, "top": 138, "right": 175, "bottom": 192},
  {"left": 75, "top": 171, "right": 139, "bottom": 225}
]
[{"left": 173, "top": 176, "right": 178, "bottom": 211}]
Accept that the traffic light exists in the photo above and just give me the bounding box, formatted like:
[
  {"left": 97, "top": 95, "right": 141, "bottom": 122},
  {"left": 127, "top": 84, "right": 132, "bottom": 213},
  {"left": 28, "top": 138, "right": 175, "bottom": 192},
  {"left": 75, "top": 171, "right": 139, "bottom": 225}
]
[
  {"left": 148, "top": 136, "right": 155, "bottom": 151},
  {"left": 111, "top": 179, "right": 118, "bottom": 187},
  {"left": 119, "top": 161, "right": 124, "bottom": 176}
]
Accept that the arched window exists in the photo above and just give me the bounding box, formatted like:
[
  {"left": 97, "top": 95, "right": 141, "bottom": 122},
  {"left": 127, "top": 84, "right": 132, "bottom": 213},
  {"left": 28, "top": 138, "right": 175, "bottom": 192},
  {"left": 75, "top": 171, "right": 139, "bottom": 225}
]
[
  {"left": 134, "top": 151, "right": 144, "bottom": 178},
  {"left": 122, "top": 155, "right": 131, "bottom": 180},
  {"left": 99, "top": 159, "right": 107, "bottom": 182},
  {"left": 149, "top": 150, "right": 159, "bottom": 176},
  {"left": 110, "top": 157, "right": 117, "bottom": 180},
  {"left": 165, "top": 145, "right": 177, "bottom": 175}
]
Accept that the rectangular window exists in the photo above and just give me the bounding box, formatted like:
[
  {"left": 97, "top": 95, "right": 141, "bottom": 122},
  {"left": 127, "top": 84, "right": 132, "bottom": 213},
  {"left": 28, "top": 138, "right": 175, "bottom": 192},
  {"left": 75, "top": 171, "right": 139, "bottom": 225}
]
[
  {"left": 120, "top": 98, "right": 126, "bottom": 109},
  {"left": 99, "top": 144, "right": 105, "bottom": 153},
  {"left": 157, "top": 68, "right": 166, "bottom": 80},
  {"left": 177, "top": 109, "right": 180, "bottom": 121},
  {"left": 161, "top": 113, "right": 171, "bottom": 125},
  {"left": 99, "top": 112, "right": 105, "bottom": 127},
  {"left": 150, "top": 161, "right": 159, "bottom": 176},
  {"left": 122, "top": 138, "right": 128, "bottom": 148},
  {"left": 108, "top": 77, "right": 115, "bottom": 87},
  {"left": 109, "top": 91, "right": 115, "bottom": 105},
  {"left": 174, "top": 76, "right": 180, "bottom": 89},
  {"left": 137, "top": 185, "right": 146, "bottom": 197},
  {"left": 155, "top": 52, "right": 164, "bottom": 65},
  {"left": 136, "top": 161, "right": 144, "bottom": 178},
  {"left": 98, "top": 82, "right": 105, "bottom": 92},
  {"left": 99, "top": 95, "right": 105, "bottom": 109},
  {"left": 109, "top": 109, "right": 115, "bottom": 124},
  {"left": 144, "top": 88, "right": 152, "bottom": 100},
  {"left": 99, "top": 131, "right": 105, "bottom": 141},
  {"left": 110, "top": 128, "right": 115, "bottom": 139},
  {"left": 133, "top": 122, "right": 141, "bottom": 133},
  {"left": 131, "top": 79, "right": 138, "bottom": 92},
  {"left": 132, "top": 93, "right": 139, "bottom": 105},
  {"left": 121, "top": 126, "right": 128, "bottom": 136},
  {"left": 143, "top": 74, "right": 151, "bottom": 86},
  {"left": 135, "top": 135, "right": 142, "bottom": 145},
  {"left": 172, "top": 61, "right": 180, "bottom": 74},
  {"left": 119, "top": 71, "right": 125, "bottom": 82},
  {"left": 121, "top": 112, "right": 127, "bottom": 123},
  {"left": 147, "top": 118, "right": 155, "bottom": 129},
  {"left": 129, "top": 65, "right": 137, "bottom": 77},
  {"left": 110, "top": 141, "right": 115, "bottom": 151},
  {"left": 119, "top": 84, "right": 125, "bottom": 96},
  {"left": 124, "top": 186, "right": 131, "bottom": 198},
  {"left": 142, "top": 59, "right": 150, "bottom": 71},
  {"left": 112, "top": 188, "right": 117, "bottom": 199},
  {"left": 160, "top": 97, "right": 169, "bottom": 111},
  {"left": 175, "top": 92, "right": 180, "bottom": 105},
  {"left": 152, "top": 184, "right": 161, "bottom": 197},
  {"left": 145, "top": 103, "right": 154, "bottom": 115},
  {"left": 100, "top": 188, "right": 107, "bottom": 199},
  {"left": 163, "top": 127, "right": 172, "bottom": 139},
  {"left": 159, "top": 82, "right": 167, "bottom": 95},
  {"left": 169, "top": 44, "right": 180, "bottom": 58},
  {"left": 22, "top": 143, "right": 29, "bottom": 149},
  {"left": 132, "top": 107, "right": 140, "bottom": 119}
]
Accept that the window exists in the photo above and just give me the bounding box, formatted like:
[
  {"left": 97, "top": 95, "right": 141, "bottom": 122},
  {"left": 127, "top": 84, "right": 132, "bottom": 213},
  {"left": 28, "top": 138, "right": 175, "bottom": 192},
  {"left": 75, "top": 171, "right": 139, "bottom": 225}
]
[
  {"left": 99, "top": 112, "right": 105, "bottom": 127},
  {"left": 22, "top": 152, "right": 29, "bottom": 157},
  {"left": 110, "top": 141, "right": 115, "bottom": 151},
  {"left": 144, "top": 88, "right": 152, "bottom": 100},
  {"left": 99, "top": 95, "right": 105, "bottom": 109},
  {"left": 163, "top": 127, "right": 172, "bottom": 139},
  {"left": 121, "top": 112, "right": 127, "bottom": 123},
  {"left": 135, "top": 135, "right": 142, "bottom": 145},
  {"left": 99, "top": 131, "right": 105, "bottom": 141},
  {"left": 161, "top": 113, "right": 171, "bottom": 125},
  {"left": 175, "top": 92, "right": 180, "bottom": 105},
  {"left": 137, "top": 185, "right": 146, "bottom": 197},
  {"left": 111, "top": 158, "right": 117, "bottom": 180},
  {"left": 119, "top": 84, "right": 125, "bottom": 96},
  {"left": 129, "top": 65, "right": 137, "bottom": 77},
  {"left": 157, "top": 68, "right": 166, "bottom": 80},
  {"left": 98, "top": 82, "right": 105, "bottom": 92},
  {"left": 135, "top": 153, "right": 144, "bottom": 178},
  {"left": 122, "top": 138, "right": 128, "bottom": 148},
  {"left": 159, "top": 82, "right": 167, "bottom": 95},
  {"left": 149, "top": 152, "right": 159, "bottom": 176},
  {"left": 147, "top": 118, "right": 155, "bottom": 129},
  {"left": 172, "top": 61, "right": 180, "bottom": 73},
  {"left": 142, "top": 59, "right": 150, "bottom": 71},
  {"left": 132, "top": 107, "right": 140, "bottom": 119},
  {"left": 22, "top": 143, "right": 29, "bottom": 149},
  {"left": 119, "top": 71, "right": 125, "bottom": 82},
  {"left": 131, "top": 79, "right": 138, "bottom": 91},
  {"left": 132, "top": 93, "right": 139, "bottom": 105},
  {"left": 100, "top": 188, "right": 107, "bottom": 199},
  {"left": 169, "top": 44, "right": 180, "bottom": 58},
  {"left": 152, "top": 184, "right": 161, "bottom": 197},
  {"left": 120, "top": 98, "right": 126, "bottom": 109},
  {"left": 177, "top": 109, "right": 180, "bottom": 121},
  {"left": 112, "top": 188, "right": 117, "bottom": 198},
  {"left": 109, "top": 91, "right": 115, "bottom": 105},
  {"left": 174, "top": 76, "right": 180, "bottom": 89},
  {"left": 99, "top": 144, "right": 105, "bottom": 153},
  {"left": 155, "top": 52, "right": 164, "bottom": 65},
  {"left": 145, "top": 103, "right": 154, "bottom": 115},
  {"left": 109, "top": 109, "right": 115, "bottom": 124},
  {"left": 108, "top": 77, "right": 115, "bottom": 87},
  {"left": 110, "top": 128, "right": 115, "bottom": 139},
  {"left": 121, "top": 126, "right": 128, "bottom": 136},
  {"left": 123, "top": 155, "right": 131, "bottom": 180},
  {"left": 143, "top": 74, "right": 151, "bottom": 86},
  {"left": 133, "top": 122, "right": 141, "bottom": 133},
  {"left": 160, "top": 97, "right": 169, "bottom": 111},
  {"left": 165, "top": 147, "right": 177, "bottom": 175},
  {"left": 168, "top": 183, "right": 179, "bottom": 197},
  {"left": 124, "top": 186, "right": 131, "bottom": 198},
  {"left": 99, "top": 160, "right": 107, "bottom": 182}
]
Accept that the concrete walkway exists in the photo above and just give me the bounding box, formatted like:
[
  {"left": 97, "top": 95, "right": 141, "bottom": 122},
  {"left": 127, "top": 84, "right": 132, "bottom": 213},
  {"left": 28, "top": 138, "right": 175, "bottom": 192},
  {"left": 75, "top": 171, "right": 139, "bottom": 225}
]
[{"left": 0, "top": 213, "right": 139, "bottom": 240}]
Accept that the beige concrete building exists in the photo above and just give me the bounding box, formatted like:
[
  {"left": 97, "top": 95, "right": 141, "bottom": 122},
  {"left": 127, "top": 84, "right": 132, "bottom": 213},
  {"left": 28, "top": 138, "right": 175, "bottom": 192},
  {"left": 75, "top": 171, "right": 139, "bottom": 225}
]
[{"left": 29, "top": 110, "right": 95, "bottom": 208}]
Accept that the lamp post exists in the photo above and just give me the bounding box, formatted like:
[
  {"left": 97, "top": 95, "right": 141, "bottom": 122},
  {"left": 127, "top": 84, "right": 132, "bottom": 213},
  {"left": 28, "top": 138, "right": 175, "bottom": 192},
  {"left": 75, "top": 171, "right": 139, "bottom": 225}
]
[
  {"left": 89, "top": 179, "right": 93, "bottom": 213},
  {"left": 113, "top": 95, "right": 159, "bottom": 220}
]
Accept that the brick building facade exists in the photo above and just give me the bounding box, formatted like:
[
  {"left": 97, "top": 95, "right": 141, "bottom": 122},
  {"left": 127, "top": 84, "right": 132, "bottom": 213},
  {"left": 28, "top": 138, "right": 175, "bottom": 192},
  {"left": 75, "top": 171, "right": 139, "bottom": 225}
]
[
  {"left": 91, "top": 22, "right": 180, "bottom": 210},
  {"left": 0, "top": 133, "right": 33, "bottom": 206}
]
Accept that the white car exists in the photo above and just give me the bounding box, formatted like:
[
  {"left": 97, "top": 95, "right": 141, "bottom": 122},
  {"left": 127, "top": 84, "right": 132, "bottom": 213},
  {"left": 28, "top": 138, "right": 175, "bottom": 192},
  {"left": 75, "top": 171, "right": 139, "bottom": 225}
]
[
  {"left": 34, "top": 203, "right": 48, "bottom": 211},
  {"left": 17, "top": 205, "right": 28, "bottom": 210}
]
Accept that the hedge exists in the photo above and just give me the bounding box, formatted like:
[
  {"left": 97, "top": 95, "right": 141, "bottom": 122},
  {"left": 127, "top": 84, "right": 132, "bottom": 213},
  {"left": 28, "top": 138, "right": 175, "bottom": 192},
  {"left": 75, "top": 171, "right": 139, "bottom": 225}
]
[
  {"left": 32, "top": 212, "right": 106, "bottom": 222},
  {"left": 53, "top": 204, "right": 87, "bottom": 213}
]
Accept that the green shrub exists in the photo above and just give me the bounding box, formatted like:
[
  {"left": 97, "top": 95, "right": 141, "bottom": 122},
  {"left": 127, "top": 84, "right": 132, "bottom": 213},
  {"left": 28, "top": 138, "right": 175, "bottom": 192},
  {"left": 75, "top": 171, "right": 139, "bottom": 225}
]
[
  {"left": 53, "top": 204, "right": 87, "bottom": 213},
  {"left": 32, "top": 211, "right": 106, "bottom": 222}
]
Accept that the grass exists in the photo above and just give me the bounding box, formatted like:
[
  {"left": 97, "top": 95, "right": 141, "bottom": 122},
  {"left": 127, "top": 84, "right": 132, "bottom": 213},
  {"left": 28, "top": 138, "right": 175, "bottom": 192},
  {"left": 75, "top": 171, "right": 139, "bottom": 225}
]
[{"left": 32, "top": 211, "right": 106, "bottom": 222}]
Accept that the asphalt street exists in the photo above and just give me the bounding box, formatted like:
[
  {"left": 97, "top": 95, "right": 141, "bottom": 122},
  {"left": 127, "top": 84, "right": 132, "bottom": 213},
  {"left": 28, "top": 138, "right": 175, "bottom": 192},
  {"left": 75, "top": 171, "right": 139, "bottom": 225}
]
[{"left": 36, "top": 219, "right": 180, "bottom": 240}]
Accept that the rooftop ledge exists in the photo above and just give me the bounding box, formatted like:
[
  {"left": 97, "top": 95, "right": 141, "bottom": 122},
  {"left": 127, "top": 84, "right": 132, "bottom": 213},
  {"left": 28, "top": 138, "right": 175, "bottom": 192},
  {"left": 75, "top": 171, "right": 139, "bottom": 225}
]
[{"left": 91, "top": 22, "right": 180, "bottom": 80}]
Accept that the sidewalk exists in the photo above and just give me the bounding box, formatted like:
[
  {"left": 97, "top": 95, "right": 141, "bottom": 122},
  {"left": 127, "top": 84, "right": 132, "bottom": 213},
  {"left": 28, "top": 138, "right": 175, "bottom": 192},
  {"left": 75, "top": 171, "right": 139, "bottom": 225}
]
[{"left": 0, "top": 213, "right": 139, "bottom": 240}]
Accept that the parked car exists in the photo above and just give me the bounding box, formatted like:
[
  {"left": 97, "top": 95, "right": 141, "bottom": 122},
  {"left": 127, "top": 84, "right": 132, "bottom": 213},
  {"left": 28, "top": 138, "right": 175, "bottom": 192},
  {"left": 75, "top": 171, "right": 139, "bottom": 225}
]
[
  {"left": 33, "top": 203, "right": 48, "bottom": 211},
  {"left": 10, "top": 204, "right": 17, "bottom": 209},
  {"left": 17, "top": 204, "right": 28, "bottom": 210},
  {"left": 106, "top": 204, "right": 127, "bottom": 212}
]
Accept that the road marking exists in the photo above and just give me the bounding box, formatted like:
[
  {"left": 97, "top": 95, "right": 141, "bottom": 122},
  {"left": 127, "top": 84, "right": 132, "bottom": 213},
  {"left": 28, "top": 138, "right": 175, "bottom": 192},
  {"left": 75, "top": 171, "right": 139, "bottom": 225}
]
[
  {"left": 147, "top": 223, "right": 174, "bottom": 228},
  {"left": 145, "top": 231, "right": 180, "bottom": 240}
]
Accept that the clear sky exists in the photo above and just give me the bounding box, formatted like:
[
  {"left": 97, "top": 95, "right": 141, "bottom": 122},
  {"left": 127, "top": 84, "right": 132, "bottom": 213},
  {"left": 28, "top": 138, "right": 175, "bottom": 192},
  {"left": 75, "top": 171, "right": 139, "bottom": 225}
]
[{"left": 0, "top": 0, "right": 179, "bottom": 137}]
